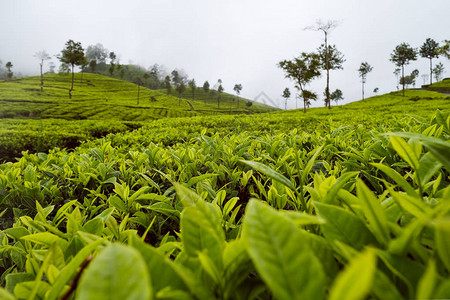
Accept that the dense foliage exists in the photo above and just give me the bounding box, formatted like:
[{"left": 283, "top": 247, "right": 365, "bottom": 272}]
[
  {"left": 0, "top": 73, "right": 276, "bottom": 162},
  {"left": 0, "top": 84, "right": 449, "bottom": 299}
]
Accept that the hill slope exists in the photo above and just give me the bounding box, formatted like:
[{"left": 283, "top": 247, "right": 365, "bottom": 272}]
[
  {"left": 0, "top": 80, "right": 449, "bottom": 299},
  {"left": 0, "top": 73, "right": 276, "bottom": 121},
  {"left": 0, "top": 73, "right": 277, "bottom": 161}
]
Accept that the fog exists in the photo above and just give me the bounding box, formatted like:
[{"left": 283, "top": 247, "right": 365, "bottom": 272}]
[{"left": 1, "top": 0, "right": 448, "bottom": 108}]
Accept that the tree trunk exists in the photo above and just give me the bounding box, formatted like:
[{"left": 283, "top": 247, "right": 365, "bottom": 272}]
[
  {"left": 362, "top": 80, "right": 365, "bottom": 100},
  {"left": 325, "top": 32, "right": 330, "bottom": 109},
  {"left": 69, "top": 63, "right": 74, "bottom": 99},
  {"left": 137, "top": 85, "right": 140, "bottom": 105},
  {"left": 303, "top": 98, "right": 306, "bottom": 113},
  {"left": 402, "top": 65, "right": 405, "bottom": 97},
  {"left": 429, "top": 58, "right": 433, "bottom": 85},
  {"left": 40, "top": 61, "right": 43, "bottom": 92}
]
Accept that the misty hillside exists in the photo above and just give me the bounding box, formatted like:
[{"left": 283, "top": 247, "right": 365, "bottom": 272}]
[{"left": 0, "top": 73, "right": 277, "bottom": 121}]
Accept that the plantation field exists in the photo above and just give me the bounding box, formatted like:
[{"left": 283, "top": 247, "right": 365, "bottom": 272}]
[
  {"left": 0, "top": 77, "right": 449, "bottom": 299},
  {"left": 0, "top": 74, "right": 276, "bottom": 162},
  {"left": 0, "top": 73, "right": 274, "bottom": 120},
  {"left": 425, "top": 77, "right": 450, "bottom": 93}
]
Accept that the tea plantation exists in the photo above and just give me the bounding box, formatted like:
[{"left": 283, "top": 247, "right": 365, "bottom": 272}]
[
  {"left": 0, "top": 73, "right": 275, "bottom": 162},
  {"left": 0, "top": 75, "right": 449, "bottom": 299}
]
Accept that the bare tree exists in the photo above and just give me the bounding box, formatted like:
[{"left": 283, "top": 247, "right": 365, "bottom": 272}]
[
  {"left": 304, "top": 19, "right": 341, "bottom": 109},
  {"left": 358, "top": 62, "right": 373, "bottom": 100},
  {"left": 34, "top": 50, "right": 51, "bottom": 92}
]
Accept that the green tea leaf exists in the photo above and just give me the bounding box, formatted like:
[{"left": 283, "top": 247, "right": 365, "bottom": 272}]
[
  {"left": 371, "top": 163, "right": 417, "bottom": 197},
  {"left": 323, "top": 171, "right": 359, "bottom": 204},
  {"left": 243, "top": 200, "right": 325, "bottom": 300},
  {"left": 46, "top": 238, "right": 106, "bottom": 300},
  {"left": 20, "top": 232, "right": 68, "bottom": 250},
  {"left": 129, "top": 235, "right": 188, "bottom": 296},
  {"left": 389, "top": 132, "right": 450, "bottom": 171},
  {"left": 240, "top": 160, "right": 296, "bottom": 191},
  {"left": 416, "top": 259, "right": 437, "bottom": 299},
  {"left": 14, "top": 281, "right": 50, "bottom": 300},
  {"left": 376, "top": 250, "right": 425, "bottom": 297},
  {"left": 301, "top": 146, "right": 324, "bottom": 185},
  {"left": 372, "top": 270, "right": 403, "bottom": 300},
  {"left": 417, "top": 152, "right": 443, "bottom": 185},
  {"left": 0, "top": 287, "right": 16, "bottom": 300},
  {"left": 389, "top": 136, "right": 420, "bottom": 170},
  {"left": 329, "top": 249, "right": 377, "bottom": 300},
  {"left": 5, "top": 273, "right": 34, "bottom": 294},
  {"left": 314, "top": 202, "right": 378, "bottom": 250},
  {"left": 180, "top": 206, "right": 224, "bottom": 269},
  {"left": 435, "top": 219, "right": 450, "bottom": 272},
  {"left": 356, "top": 180, "right": 390, "bottom": 246},
  {"left": 76, "top": 244, "right": 152, "bottom": 300},
  {"left": 83, "top": 218, "right": 104, "bottom": 236}
]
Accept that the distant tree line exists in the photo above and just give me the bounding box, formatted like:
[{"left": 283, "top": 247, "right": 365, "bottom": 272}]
[
  {"left": 9, "top": 40, "right": 245, "bottom": 106},
  {"left": 390, "top": 39, "right": 448, "bottom": 96},
  {"left": 278, "top": 21, "right": 449, "bottom": 112},
  {"left": 279, "top": 20, "right": 345, "bottom": 112}
]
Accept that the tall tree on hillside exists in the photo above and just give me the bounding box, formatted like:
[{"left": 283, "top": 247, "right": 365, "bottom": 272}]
[
  {"left": 176, "top": 82, "right": 186, "bottom": 106},
  {"left": 59, "top": 63, "right": 70, "bottom": 76},
  {"left": 143, "top": 72, "right": 150, "bottom": 86},
  {"left": 5, "top": 62, "right": 13, "bottom": 80},
  {"left": 109, "top": 52, "right": 116, "bottom": 76},
  {"left": 202, "top": 81, "right": 210, "bottom": 104},
  {"left": 278, "top": 52, "right": 321, "bottom": 113},
  {"left": 419, "top": 38, "right": 440, "bottom": 85},
  {"left": 164, "top": 75, "right": 172, "bottom": 94},
  {"left": 304, "top": 19, "right": 341, "bottom": 109},
  {"left": 358, "top": 62, "right": 373, "bottom": 100},
  {"left": 233, "top": 84, "right": 242, "bottom": 108},
  {"left": 58, "top": 40, "right": 86, "bottom": 98},
  {"left": 393, "top": 68, "right": 400, "bottom": 90},
  {"left": 85, "top": 43, "right": 109, "bottom": 63},
  {"left": 390, "top": 42, "right": 417, "bottom": 96},
  {"left": 148, "top": 64, "right": 161, "bottom": 89},
  {"left": 89, "top": 60, "right": 97, "bottom": 73},
  {"left": 317, "top": 44, "right": 345, "bottom": 108},
  {"left": 439, "top": 40, "right": 450, "bottom": 60},
  {"left": 79, "top": 56, "right": 88, "bottom": 87},
  {"left": 282, "top": 87, "right": 291, "bottom": 110},
  {"left": 188, "top": 79, "right": 196, "bottom": 99},
  {"left": 48, "top": 62, "right": 56, "bottom": 74},
  {"left": 217, "top": 84, "right": 224, "bottom": 108},
  {"left": 171, "top": 70, "right": 180, "bottom": 86},
  {"left": 433, "top": 62, "right": 445, "bottom": 82},
  {"left": 203, "top": 81, "right": 210, "bottom": 93},
  {"left": 34, "top": 50, "right": 51, "bottom": 92},
  {"left": 330, "top": 89, "right": 343, "bottom": 104},
  {"left": 400, "top": 69, "right": 419, "bottom": 88},
  {"left": 134, "top": 77, "right": 143, "bottom": 105}
]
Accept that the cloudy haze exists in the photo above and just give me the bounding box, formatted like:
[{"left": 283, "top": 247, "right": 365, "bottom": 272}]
[{"left": 1, "top": 0, "right": 449, "bottom": 108}]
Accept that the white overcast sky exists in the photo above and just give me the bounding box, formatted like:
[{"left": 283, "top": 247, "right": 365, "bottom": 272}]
[{"left": 0, "top": 0, "right": 449, "bottom": 108}]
